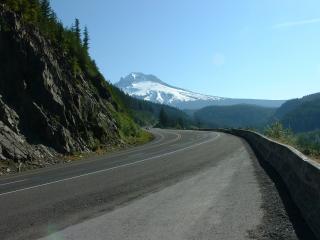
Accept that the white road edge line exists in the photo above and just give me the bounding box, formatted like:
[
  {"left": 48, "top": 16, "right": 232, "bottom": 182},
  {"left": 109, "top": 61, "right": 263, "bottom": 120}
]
[
  {"left": 0, "top": 133, "right": 220, "bottom": 197},
  {"left": 0, "top": 130, "right": 176, "bottom": 184},
  {"left": 0, "top": 179, "right": 27, "bottom": 187}
]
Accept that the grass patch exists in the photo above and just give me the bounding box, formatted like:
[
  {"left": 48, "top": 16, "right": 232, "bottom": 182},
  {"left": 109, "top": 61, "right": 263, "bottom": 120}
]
[
  {"left": 63, "top": 130, "right": 154, "bottom": 163},
  {"left": 124, "top": 130, "right": 154, "bottom": 145}
]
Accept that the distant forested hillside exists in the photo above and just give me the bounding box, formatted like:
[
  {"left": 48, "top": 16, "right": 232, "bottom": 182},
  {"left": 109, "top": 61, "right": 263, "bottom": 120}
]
[
  {"left": 110, "top": 86, "right": 193, "bottom": 129},
  {"left": 274, "top": 92, "right": 320, "bottom": 119},
  {"left": 281, "top": 101, "right": 320, "bottom": 132},
  {"left": 193, "top": 104, "right": 276, "bottom": 129},
  {"left": 273, "top": 93, "right": 320, "bottom": 132}
]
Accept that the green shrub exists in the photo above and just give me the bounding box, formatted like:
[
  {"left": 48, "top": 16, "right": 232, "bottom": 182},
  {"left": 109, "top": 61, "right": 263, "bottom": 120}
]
[
  {"left": 264, "top": 122, "right": 296, "bottom": 145},
  {"left": 264, "top": 122, "right": 320, "bottom": 159},
  {"left": 296, "top": 131, "right": 320, "bottom": 156}
]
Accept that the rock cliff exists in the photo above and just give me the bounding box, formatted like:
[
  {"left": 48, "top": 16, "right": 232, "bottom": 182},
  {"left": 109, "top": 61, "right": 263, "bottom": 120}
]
[{"left": 0, "top": 5, "right": 123, "bottom": 172}]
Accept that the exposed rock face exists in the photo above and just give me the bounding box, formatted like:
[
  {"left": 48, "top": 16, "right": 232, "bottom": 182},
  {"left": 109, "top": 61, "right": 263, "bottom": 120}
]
[{"left": 0, "top": 5, "right": 120, "bottom": 170}]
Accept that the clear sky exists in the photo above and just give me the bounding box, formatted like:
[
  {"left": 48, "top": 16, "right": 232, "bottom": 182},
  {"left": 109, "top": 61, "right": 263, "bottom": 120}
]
[{"left": 51, "top": 0, "right": 320, "bottom": 100}]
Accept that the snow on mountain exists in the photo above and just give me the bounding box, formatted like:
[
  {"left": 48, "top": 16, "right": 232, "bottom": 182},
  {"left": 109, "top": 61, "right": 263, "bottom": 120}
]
[
  {"left": 115, "top": 73, "right": 285, "bottom": 109},
  {"left": 116, "top": 73, "right": 223, "bottom": 107},
  {"left": 127, "top": 80, "right": 222, "bottom": 103}
]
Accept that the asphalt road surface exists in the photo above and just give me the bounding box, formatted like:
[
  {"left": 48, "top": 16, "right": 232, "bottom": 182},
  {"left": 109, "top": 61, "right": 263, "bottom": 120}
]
[{"left": 0, "top": 129, "right": 310, "bottom": 240}]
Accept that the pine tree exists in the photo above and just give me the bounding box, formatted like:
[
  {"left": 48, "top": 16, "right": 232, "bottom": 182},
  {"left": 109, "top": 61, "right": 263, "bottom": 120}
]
[
  {"left": 40, "top": 0, "right": 51, "bottom": 18},
  {"left": 177, "top": 117, "right": 184, "bottom": 129},
  {"left": 83, "top": 26, "right": 89, "bottom": 50},
  {"left": 49, "top": 10, "right": 57, "bottom": 22},
  {"left": 159, "top": 108, "right": 168, "bottom": 127},
  {"left": 73, "top": 18, "right": 81, "bottom": 42},
  {"left": 56, "top": 21, "right": 65, "bottom": 49}
]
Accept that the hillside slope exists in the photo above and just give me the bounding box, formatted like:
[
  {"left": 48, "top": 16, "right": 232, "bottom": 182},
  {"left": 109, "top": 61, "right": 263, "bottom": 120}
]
[
  {"left": 274, "top": 93, "right": 320, "bottom": 132},
  {"left": 274, "top": 92, "right": 320, "bottom": 120},
  {"left": 281, "top": 100, "right": 320, "bottom": 132},
  {"left": 0, "top": 3, "right": 141, "bottom": 169},
  {"left": 110, "top": 86, "right": 193, "bottom": 128},
  {"left": 194, "top": 104, "right": 276, "bottom": 129}
]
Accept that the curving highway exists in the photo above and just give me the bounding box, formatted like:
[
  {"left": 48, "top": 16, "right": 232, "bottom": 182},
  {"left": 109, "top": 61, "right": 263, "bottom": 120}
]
[{"left": 0, "top": 129, "right": 306, "bottom": 240}]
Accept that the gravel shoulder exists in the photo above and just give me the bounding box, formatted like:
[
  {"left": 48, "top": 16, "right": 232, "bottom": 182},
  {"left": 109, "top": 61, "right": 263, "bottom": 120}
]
[{"left": 247, "top": 138, "right": 317, "bottom": 240}]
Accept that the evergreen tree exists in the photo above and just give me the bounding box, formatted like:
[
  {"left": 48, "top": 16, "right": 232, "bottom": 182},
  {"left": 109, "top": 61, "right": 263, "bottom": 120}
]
[
  {"left": 40, "top": 0, "right": 51, "bottom": 18},
  {"left": 73, "top": 18, "right": 81, "bottom": 42},
  {"left": 56, "top": 21, "right": 65, "bottom": 48},
  {"left": 83, "top": 26, "right": 89, "bottom": 50},
  {"left": 177, "top": 117, "right": 184, "bottom": 129},
  {"left": 48, "top": 10, "right": 57, "bottom": 22},
  {"left": 159, "top": 107, "right": 168, "bottom": 127}
]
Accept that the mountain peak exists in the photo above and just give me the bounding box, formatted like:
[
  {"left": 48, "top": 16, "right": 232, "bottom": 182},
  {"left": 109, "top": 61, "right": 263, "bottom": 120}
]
[
  {"left": 115, "top": 73, "right": 223, "bottom": 107},
  {"left": 117, "top": 72, "right": 168, "bottom": 88},
  {"left": 115, "top": 73, "right": 286, "bottom": 109}
]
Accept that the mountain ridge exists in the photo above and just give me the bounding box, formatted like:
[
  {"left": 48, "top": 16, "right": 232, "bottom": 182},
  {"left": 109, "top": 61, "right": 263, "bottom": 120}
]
[
  {"left": 116, "top": 72, "right": 285, "bottom": 109},
  {"left": 273, "top": 93, "right": 320, "bottom": 133},
  {"left": 193, "top": 104, "right": 276, "bottom": 129}
]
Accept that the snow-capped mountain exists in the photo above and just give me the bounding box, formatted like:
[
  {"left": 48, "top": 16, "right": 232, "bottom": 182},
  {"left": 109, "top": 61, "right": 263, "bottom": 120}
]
[{"left": 115, "top": 73, "right": 285, "bottom": 109}]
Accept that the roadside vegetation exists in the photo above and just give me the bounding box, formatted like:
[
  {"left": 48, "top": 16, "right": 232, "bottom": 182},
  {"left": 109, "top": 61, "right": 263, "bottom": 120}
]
[{"left": 264, "top": 122, "right": 320, "bottom": 161}]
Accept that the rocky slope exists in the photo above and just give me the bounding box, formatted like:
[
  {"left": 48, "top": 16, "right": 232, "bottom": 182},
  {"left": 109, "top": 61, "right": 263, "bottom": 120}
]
[{"left": 0, "top": 5, "right": 124, "bottom": 172}]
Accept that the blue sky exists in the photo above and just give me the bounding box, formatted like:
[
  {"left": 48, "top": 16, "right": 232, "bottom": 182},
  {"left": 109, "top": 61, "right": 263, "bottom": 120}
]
[{"left": 51, "top": 0, "right": 320, "bottom": 100}]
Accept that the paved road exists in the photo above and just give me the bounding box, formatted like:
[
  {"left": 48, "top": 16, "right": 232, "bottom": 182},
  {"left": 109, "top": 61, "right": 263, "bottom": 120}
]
[{"left": 0, "top": 129, "right": 304, "bottom": 240}]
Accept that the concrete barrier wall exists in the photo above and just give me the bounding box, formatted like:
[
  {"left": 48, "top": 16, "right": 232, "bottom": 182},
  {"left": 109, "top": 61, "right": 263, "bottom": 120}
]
[{"left": 220, "top": 129, "right": 320, "bottom": 239}]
